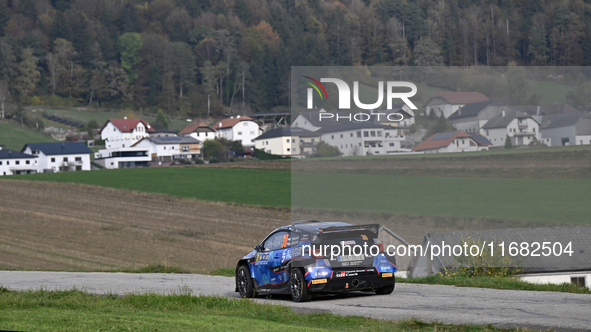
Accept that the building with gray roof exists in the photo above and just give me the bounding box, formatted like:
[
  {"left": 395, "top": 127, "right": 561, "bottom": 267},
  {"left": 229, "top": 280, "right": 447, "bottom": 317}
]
[
  {"left": 448, "top": 100, "right": 513, "bottom": 133},
  {"left": 540, "top": 111, "right": 591, "bottom": 146},
  {"left": 481, "top": 109, "right": 541, "bottom": 147}
]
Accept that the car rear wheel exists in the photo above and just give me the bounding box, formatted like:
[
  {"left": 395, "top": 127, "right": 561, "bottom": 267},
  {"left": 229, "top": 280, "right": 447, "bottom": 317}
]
[
  {"left": 290, "top": 268, "right": 311, "bottom": 302},
  {"left": 375, "top": 278, "right": 395, "bottom": 295},
  {"left": 236, "top": 265, "right": 256, "bottom": 298}
]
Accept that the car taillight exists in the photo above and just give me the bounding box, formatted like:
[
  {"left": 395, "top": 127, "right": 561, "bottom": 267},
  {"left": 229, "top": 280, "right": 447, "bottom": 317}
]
[{"left": 377, "top": 243, "right": 384, "bottom": 253}]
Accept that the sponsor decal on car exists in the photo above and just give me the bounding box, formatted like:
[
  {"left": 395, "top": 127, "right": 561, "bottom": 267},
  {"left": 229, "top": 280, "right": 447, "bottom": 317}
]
[
  {"left": 312, "top": 278, "right": 328, "bottom": 284},
  {"left": 337, "top": 254, "right": 364, "bottom": 262},
  {"left": 256, "top": 253, "right": 269, "bottom": 261},
  {"left": 382, "top": 272, "right": 393, "bottom": 278},
  {"left": 336, "top": 271, "right": 360, "bottom": 277},
  {"left": 281, "top": 249, "right": 292, "bottom": 262}
]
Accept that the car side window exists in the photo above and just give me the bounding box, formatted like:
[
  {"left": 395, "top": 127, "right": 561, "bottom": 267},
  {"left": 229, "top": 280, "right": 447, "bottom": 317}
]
[{"left": 263, "top": 231, "right": 290, "bottom": 251}]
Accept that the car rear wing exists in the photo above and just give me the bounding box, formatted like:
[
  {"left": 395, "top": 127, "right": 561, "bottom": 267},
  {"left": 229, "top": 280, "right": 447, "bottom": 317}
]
[{"left": 318, "top": 223, "right": 379, "bottom": 236}]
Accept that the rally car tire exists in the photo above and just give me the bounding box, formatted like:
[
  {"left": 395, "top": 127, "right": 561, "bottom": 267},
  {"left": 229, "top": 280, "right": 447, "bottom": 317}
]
[
  {"left": 290, "top": 268, "right": 311, "bottom": 302},
  {"left": 236, "top": 265, "right": 256, "bottom": 298}
]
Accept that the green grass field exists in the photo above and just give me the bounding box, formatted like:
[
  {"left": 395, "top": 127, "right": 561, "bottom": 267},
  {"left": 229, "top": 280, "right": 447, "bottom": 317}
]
[
  {"left": 17, "top": 167, "right": 291, "bottom": 207},
  {"left": 0, "top": 289, "right": 530, "bottom": 331},
  {"left": 302, "top": 144, "right": 591, "bottom": 161},
  {"left": 292, "top": 173, "right": 590, "bottom": 225},
  {"left": 0, "top": 121, "right": 57, "bottom": 151},
  {"left": 9, "top": 166, "right": 590, "bottom": 225}
]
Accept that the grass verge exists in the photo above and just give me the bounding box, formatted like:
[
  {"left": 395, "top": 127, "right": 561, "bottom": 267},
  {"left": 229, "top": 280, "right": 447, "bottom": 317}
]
[
  {"left": 210, "top": 268, "right": 235, "bottom": 277},
  {"left": 106, "top": 264, "right": 191, "bottom": 274},
  {"left": 399, "top": 276, "right": 591, "bottom": 294},
  {"left": 0, "top": 288, "right": 537, "bottom": 331}
]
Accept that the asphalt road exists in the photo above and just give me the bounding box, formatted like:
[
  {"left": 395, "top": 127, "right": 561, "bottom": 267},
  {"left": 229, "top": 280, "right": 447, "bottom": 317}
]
[{"left": 1, "top": 271, "right": 590, "bottom": 331}]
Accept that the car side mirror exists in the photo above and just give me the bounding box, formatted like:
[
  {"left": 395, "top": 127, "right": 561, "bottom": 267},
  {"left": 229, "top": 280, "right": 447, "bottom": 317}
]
[{"left": 254, "top": 245, "right": 262, "bottom": 251}]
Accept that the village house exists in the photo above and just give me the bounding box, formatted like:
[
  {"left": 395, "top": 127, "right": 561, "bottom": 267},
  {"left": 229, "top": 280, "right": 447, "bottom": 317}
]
[
  {"left": 315, "top": 122, "right": 409, "bottom": 157},
  {"left": 448, "top": 100, "right": 511, "bottom": 132},
  {"left": 149, "top": 130, "right": 177, "bottom": 137},
  {"left": 408, "top": 226, "right": 591, "bottom": 289},
  {"left": 254, "top": 127, "right": 319, "bottom": 157},
  {"left": 132, "top": 136, "right": 202, "bottom": 162},
  {"left": 412, "top": 131, "right": 492, "bottom": 153},
  {"left": 212, "top": 115, "right": 261, "bottom": 147},
  {"left": 94, "top": 146, "right": 151, "bottom": 169},
  {"left": 425, "top": 92, "right": 490, "bottom": 118},
  {"left": 22, "top": 142, "right": 92, "bottom": 172},
  {"left": 0, "top": 145, "right": 38, "bottom": 176},
  {"left": 100, "top": 118, "right": 154, "bottom": 149},
  {"left": 482, "top": 109, "right": 541, "bottom": 147},
  {"left": 292, "top": 108, "right": 414, "bottom": 132},
  {"left": 291, "top": 109, "right": 333, "bottom": 132},
  {"left": 95, "top": 118, "right": 156, "bottom": 169},
  {"left": 178, "top": 122, "right": 216, "bottom": 141},
  {"left": 540, "top": 112, "right": 591, "bottom": 146},
  {"left": 370, "top": 104, "right": 415, "bottom": 128}
]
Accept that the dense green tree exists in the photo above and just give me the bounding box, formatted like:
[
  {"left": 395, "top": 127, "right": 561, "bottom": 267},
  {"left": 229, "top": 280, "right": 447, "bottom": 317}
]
[
  {"left": 86, "top": 119, "right": 99, "bottom": 138},
  {"left": 528, "top": 18, "right": 549, "bottom": 65},
  {"left": 0, "top": 39, "right": 15, "bottom": 80},
  {"left": 1, "top": 0, "right": 591, "bottom": 115},
  {"left": 117, "top": 32, "right": 142, "bottom": 82},
  {"left": 200, "top": 60, "right": 216, "bottom": 117},
  {"left": 504, "top": 134, "right": 513, "bottom": 149},
  {"left": 12, "top": 48, "right": 40, "bottom": 101},
  {"left": 203, "top": 138, "right": 225, "bottom": 160},
  {"left": 172, "top": 42, "right": 197, "bottom": 101},
  {"left": 314, "top": 141, "right": 342, "bottom": 158},
  {"left": 154, "top": 109, "right": 169, "bottom": 130},
  {"left": 0, "top": 0, "right": 10, "bottom": 36},
  {"left": 120, "top": 1, "right": 140, "bottom": 33},
  {"left": 231, "top": 140, "right": 244, "bottom": 156},
  {"left": 505, "top": 63, "right": 529, "bottom": 105},
  {"left": 50, "top": 11, "right": 72, "bottom": 42},
  {"left": 413, "top": 37, "right": 443, "bottom": 66},
  {"left": 147, "top": 66, "right": 159, "bottom": 107}
]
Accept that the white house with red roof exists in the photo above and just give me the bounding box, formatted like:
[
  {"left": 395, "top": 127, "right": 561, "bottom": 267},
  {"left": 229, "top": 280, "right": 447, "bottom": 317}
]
[
  {"left": 178, "top": 122, "right": 216, "bottom": 141},
  {"left": 95, "top": 118, "right": 155, "bottom": 169},
  {"left": 425, "top": 92, "right": 490, "bottom": 118},
  {"left": 412, "top": 131, "right": 492, "bottom": 153},
  {"left": 100, "top": 118, "right": 155, "bottom": 149},
  {"left": 212, "top": 115, "right": 262, "bottom": 147}
]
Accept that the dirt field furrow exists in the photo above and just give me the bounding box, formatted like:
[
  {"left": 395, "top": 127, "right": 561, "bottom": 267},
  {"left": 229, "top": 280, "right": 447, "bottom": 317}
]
[{"left": 0, "top": 180, "right": 289, "bottom": 273}]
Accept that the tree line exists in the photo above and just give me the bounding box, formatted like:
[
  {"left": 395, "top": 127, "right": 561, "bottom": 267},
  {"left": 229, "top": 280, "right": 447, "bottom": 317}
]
[{"left": 1, "top": 0, "right": 590, "bottom": 120}]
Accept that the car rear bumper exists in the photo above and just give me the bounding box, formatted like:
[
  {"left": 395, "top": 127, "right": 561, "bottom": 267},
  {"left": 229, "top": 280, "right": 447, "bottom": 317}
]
[{"left": 308, "top": 272, "right": 394, "bottom": 293}]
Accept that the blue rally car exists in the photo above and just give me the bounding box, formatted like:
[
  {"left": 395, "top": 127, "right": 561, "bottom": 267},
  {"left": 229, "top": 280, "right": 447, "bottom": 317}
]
[{"left": 235, "top": 221, "right": 397, "bottom": 302}]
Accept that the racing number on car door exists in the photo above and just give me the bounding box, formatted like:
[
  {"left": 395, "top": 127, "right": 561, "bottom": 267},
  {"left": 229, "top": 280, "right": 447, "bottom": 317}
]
[{"left": 263, "top": 231, "right": 290, "bottom": 274}]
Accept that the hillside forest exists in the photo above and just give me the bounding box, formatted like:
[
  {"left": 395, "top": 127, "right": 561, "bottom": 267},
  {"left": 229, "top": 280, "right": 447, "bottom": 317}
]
[{"left": 1, "top": 0, "right": 591, "bottom": 120}]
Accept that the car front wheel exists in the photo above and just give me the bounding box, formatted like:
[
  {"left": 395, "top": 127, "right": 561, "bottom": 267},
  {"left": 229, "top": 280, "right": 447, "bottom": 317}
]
[
  {"left": 290, "top": 268, "right": 311, "bottom": 302},
  {"left": 236, "top": 265, "right": 256, "bottom": 298}
]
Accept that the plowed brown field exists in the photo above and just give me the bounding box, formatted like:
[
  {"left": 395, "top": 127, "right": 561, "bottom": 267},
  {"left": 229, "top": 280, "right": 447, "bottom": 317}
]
[{"left": 0, "top": 180, "right": 289, "bottom": 273}]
